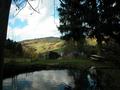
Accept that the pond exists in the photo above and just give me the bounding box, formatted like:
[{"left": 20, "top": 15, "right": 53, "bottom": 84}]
[
  {"left": 3, "top": 69, "right": 112, "bottom": 90},
  {"left": 3, "top": 70, "right": 84, "bottom": 90}
]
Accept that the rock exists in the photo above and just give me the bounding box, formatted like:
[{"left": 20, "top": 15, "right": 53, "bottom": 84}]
[{"left": 88, "top": 66, "right": 97, "bottom": 75}]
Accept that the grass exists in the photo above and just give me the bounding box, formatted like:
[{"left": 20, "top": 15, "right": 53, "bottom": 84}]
[
  {"left": 5, "top": 57, "right": 117, "bottom": 70},
  {"left": 86, "top": 38, "right": 97, "bottom": 46},
  {"left": 21, "top": 37, "right": 97, "bottom": 55},
  {"left": 21, "top": 37, "right": 64, "bottom": 54}
]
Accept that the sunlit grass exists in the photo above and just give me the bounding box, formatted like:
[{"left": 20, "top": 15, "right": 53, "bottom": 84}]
[
  {"left": 86, "top": 38, "right": 97, "bottom": 46},
  {"left": 5, "top": 58, "right": 115, "bottom": 70},
  {"left": 22, "top": 38, "right": 64, "bottom": 54},
  {"left": 21, "top": 37, "right": 97, "bottom": 55}
]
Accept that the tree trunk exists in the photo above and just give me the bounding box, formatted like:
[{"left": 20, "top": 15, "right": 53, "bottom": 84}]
[{"left": 0, "top": 0, "right": 11, "bottom": 89}]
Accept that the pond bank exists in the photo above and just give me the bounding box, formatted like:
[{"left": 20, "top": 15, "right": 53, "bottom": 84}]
[
  {"left": 3, "top": 58, "right": 119, "bottom": 78},
  {"left": 3, "top": 63, "right": 78, "bottom": 79}
]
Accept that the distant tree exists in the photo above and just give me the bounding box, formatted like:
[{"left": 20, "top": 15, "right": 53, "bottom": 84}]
[
  {"left": 48, "top": 51, "right": 60, "bottom": 59},
  {"left": 16, "top": 43, "right": 23, "bottom": 56},
  {"left": 4, "top": 39, "right": 23, "bottom": 57}
]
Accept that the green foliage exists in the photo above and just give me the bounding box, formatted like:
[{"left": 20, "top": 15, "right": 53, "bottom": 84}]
[
  {"left": 62, "top": 38, "right": 99, "bottom": 59},
  {"left": 86, "top": 38, "right": 97, "bottom": 46},
  {"left": 58, "top": 0, "right": 120, "bottom": 66},
  {"left": 48, "top": 51, "right": 60, "bottom": 59},
  {"left": 78, "top": 0, "right": 120, "bottom": 46},
  {"left": 58, "top": 0, "right": 86, "bottom": 41},
  {"left": 84, "top": 45, "right": 99, "bottom": 57},
  {"left": 58, "top": 0, "right": 120, "bottom": 46},
  {"left": 63, "top": 40, "right": 78, "bottom": 53},
  {"left": 5, "top": 39, "right": 23, "bottom": 58},
  {"left": 22, "top": 47, "right": 37, "bottom": 59}
]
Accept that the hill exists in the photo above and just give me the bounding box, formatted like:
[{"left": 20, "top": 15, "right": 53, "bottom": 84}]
[
  {"left": 20, "top": 37, "right": 65, "bottom": 55},
  {"left": 19, "top": 37, "right": 97, "bottom": 58}
]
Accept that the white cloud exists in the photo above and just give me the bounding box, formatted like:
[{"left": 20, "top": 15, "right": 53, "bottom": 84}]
[{"left": 7, "top": 0, "right": 60, "bottom": 41}]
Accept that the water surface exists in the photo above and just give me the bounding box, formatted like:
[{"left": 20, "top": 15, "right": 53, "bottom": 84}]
[
  {"left": 3, "top": 69, "right": 109, "bottom": 90},
  {"left": 3, "top": 70, "right": 76, "bottom": 90}
]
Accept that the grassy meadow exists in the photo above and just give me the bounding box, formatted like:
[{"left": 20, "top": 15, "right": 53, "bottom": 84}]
[{"left": 21, "top": 37, "right": 65, "bottom": 54}]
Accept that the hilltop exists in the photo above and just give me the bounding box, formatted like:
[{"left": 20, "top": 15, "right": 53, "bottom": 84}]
[{"left": 20, "top": 37, "right": 65, "bottom": 55}]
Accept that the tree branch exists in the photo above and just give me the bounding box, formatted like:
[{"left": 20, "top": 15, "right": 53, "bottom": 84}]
[
  {"left": 14, "top": 1, "right": 27, "bottom": 17},
  {"left": 27, "top": 0, "right": 40, "bottom": 14},
  {"left": 59, "top": 0, "right": 64, "bottom": 5}
]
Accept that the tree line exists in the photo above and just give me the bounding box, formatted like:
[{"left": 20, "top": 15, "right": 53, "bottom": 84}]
[{"left": 5, "top": 39, "right": 23, "bottom": 58}]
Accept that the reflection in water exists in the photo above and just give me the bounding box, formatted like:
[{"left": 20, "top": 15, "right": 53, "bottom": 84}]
[
  {"left": 3, "top": 70, "right": 75, "bottom": 90},
  {"left": 3, "top": 69, "right": 111, "bottom": 90}
]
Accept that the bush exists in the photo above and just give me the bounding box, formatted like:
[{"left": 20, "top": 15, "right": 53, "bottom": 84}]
[
  {"left": 84, "top": 45, "right": 98, "bottom": 58},
  {"left": 101, "top": 40, "right": 120, "bottom": 65},
  {"left": 48, "top": 51, "right": 60, "bottom": 59}
]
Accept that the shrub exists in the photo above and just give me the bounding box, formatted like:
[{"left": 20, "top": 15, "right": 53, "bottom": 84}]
[{"left": 101, "top": 40, "right": 120, "bottom": 65}]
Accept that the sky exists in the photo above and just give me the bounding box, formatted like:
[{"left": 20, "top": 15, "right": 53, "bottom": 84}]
[{"left": 7, "top": 0, "right": 61, "bottom": 41}]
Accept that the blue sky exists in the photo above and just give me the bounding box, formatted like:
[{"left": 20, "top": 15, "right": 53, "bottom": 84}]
[
  {"left": 9, "top": 17, "right": 28, "bottom": 29},
  {"left": 7, "top": 0, "right": 61, "bottom": 41}
]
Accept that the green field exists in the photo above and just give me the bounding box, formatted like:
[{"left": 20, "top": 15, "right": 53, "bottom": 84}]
[{"left": 5, "top": 57, "right": 117, "bottom": 70}]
